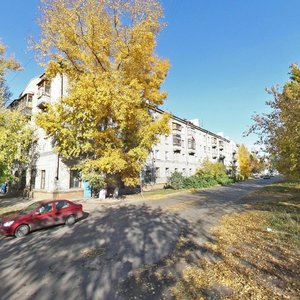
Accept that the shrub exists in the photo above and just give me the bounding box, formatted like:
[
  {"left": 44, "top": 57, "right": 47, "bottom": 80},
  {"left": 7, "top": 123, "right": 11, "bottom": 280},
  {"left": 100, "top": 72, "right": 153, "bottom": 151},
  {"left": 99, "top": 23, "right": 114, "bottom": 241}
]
[
  {"left": 183, "top": 175, "right": 218, "bottom": 189},
  {"left": 195, "top": 159, "right": 233, "bottom": 186},
  {"left": 166, "top": 171, "right": 185, "bottom": 190},
  {"left": 82, "top": 171, "right": 105, "bottom": 189}
]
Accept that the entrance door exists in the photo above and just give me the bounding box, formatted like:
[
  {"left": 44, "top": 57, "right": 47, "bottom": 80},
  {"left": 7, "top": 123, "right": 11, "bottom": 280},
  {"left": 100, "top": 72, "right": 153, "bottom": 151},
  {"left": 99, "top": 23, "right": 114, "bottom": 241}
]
[{"left": 83, "top": 181, "right": 91, "bottom": 198}]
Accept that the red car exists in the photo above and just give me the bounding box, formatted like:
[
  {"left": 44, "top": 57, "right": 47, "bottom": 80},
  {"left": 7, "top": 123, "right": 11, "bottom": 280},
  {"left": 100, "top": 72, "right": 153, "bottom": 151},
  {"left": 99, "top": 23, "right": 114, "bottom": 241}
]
[{"left": 0, "top": 199, "right": 83, "bottom": 237}]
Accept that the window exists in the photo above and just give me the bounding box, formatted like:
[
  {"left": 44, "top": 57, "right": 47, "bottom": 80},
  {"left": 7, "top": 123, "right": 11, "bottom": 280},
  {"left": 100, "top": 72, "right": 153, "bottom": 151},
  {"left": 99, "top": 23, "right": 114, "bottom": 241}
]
[
  {"left": 174, "top": 151, "right": 180, "bottom": 161},
  {"left": 41, "top": 170, "right": 46, "bottom": 189},
  {"left": 165, "top": 151, "right": 169, "bottom": 160},
  {"left": 183, "top": 168, "right": 186, "bottom": 175},
  {"left": 56, "top": 201, "right": 69, "bottom": 210},
  {"left": 165, "top": 135, "right": 169, "bottom": 145},
  {"left": 30, "top": 169, "right": 36, "bottom": 190},
  {"left": 39, "top": 202, "right": 53, "bottom": 214},
  {"left": 172, "top": 122, "right": 182, "bottom": 131},
  {"left": 155, "top": 167, "right": 160, "bottom": 178},
  {"left": 27, "top": 94, "right": 33, "bottom": 103},
  {"left": 173, "top": 134, "right": 181, "bottom": 146},
  {"left": 188, "top": 138, "right": 196, "bottom": 150},
  {"left": 154, "top": 150, "right": 160, "bottom": 160},
  {"left": 70, "top": 170, "right": 81, "bottom": 188},
  {"left": 165, "top": 167, "right": 170, "bottom": 176}
]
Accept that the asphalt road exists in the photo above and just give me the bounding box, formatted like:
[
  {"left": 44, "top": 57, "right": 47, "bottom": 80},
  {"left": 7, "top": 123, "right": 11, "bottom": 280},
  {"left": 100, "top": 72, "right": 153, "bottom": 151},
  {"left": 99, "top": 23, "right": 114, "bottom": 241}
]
[{"left": 0, "top": 177, "right": 281, "bottom": 300}]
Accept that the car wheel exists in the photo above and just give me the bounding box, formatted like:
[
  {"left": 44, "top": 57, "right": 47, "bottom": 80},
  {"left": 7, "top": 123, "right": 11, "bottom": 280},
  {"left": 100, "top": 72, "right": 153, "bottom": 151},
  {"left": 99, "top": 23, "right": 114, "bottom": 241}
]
[
  {"left": 65, "top": 215, "right": 76, "bottom": 226},
  {"left": 15, "top": 224, "right": 30, "bottom": 238}
]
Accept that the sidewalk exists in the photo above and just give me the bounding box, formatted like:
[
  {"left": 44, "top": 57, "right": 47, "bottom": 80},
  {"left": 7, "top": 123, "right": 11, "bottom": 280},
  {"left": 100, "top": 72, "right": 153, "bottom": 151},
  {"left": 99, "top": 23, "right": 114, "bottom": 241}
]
[{"left": 0, "top": 193, "right": 144, "bottom": 215}]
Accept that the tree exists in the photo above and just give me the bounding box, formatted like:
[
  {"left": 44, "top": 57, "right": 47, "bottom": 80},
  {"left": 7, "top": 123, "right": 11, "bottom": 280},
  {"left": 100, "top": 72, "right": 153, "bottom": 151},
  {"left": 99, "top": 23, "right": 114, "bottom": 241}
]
[
  {"left": 237, "top": 144, "right": 251, "bottom": 179},
  {"left": 249, "top": 152, "right": 262, "bottom": 174},
  {"left": 36, "top": 0, "right": 170, "bottom": 186},
  {"left": 0, "top": 41, "right": 21, "bottom": 105},
  {"left": 0, "top": 110, "right": 35, "bottom": 183},
  {"left": 249, "top": 64, "right": 300, "bottom": 179},
  {"left": 0, "top": 41, "right": 35, "bottom": 183}
]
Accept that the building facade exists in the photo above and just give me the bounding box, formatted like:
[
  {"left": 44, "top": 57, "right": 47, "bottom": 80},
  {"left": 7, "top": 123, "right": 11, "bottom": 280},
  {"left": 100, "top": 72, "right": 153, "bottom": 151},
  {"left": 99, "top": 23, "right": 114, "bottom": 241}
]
[
  {"left": 142, "top": 108, "right": 238, "bottom": 188},
  {"left": 9, "top": 74, "right": 238, "bottom": 198}
]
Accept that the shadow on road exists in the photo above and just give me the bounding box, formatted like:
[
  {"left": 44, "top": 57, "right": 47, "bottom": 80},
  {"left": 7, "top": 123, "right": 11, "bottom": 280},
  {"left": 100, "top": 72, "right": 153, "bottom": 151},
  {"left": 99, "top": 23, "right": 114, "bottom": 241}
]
[{"left": 0, "top": 204, "right": 207, "bottom": 300}]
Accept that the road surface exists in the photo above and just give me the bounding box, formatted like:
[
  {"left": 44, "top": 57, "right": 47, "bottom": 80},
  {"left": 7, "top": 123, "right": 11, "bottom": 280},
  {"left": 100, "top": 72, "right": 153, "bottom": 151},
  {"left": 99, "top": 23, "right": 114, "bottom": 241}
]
[{"left": 0, "top": 177, "right": 280, "bottom": 300}]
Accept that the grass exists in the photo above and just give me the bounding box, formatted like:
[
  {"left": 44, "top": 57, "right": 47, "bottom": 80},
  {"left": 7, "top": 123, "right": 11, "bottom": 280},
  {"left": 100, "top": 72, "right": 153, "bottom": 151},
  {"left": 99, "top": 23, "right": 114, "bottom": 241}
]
[
  {"left": 0, "top": 199, "right": 36, "bottom": 219},
  {"left": 125, "top": 188, "right": 190, "bottom": 201},
  {"left": 172, "top": 181, "right": 300, "bottom": 299}
]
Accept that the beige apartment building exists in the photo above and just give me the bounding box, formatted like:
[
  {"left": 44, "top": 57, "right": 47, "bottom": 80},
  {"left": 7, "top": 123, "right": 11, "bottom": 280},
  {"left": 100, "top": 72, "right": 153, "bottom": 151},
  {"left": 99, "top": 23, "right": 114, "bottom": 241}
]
[{"left": 9, "top": 74, "right": 238, "bottom": 199}]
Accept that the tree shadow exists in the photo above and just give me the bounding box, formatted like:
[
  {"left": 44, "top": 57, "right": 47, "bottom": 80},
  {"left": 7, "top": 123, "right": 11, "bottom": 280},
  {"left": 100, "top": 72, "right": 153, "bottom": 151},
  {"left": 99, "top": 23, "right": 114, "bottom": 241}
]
[{"left": 0, "top": 203, "right": 214, "bottom": 300}]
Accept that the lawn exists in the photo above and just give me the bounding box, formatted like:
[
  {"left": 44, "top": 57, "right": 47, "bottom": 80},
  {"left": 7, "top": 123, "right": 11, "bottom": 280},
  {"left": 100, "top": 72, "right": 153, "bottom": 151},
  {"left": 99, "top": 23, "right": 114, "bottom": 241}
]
[
  {"left": 172, "top": 181, "right": 300, "bottom": 299},
  {"left": 125, "top": 188, "right": 189, "bottom": 200}
]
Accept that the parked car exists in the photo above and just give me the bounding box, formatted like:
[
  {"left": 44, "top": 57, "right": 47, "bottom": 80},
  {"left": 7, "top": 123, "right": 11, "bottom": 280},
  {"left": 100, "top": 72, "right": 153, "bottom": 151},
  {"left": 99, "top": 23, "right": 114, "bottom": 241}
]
[
  {"left": 0, "top": 199, "right": 83, "bottom": 238},
  {"left": 263, "top": 174, "right": 271, "bottom": 179}
]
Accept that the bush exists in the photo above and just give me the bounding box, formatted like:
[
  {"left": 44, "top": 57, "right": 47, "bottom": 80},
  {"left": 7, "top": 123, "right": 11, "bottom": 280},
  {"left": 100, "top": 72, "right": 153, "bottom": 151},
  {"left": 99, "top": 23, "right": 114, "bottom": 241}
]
[
  {"left": 166, "top": 171, "right": 185, "bottom": 190},
  {"left": 166, "top": 162, "right": 233, "bottom": 190},
  {"left": 82, "top": 171, "right": 105, "bottom": 189},
  {"left": 183, "top": 175, "right": 218, "bottom": 189}
]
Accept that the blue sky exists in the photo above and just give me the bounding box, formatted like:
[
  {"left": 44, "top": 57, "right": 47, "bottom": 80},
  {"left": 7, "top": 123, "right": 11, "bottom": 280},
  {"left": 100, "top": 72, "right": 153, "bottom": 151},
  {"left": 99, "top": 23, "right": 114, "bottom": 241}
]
[{"left": 1, "top": 0, "right": 300, "bottom": 149}]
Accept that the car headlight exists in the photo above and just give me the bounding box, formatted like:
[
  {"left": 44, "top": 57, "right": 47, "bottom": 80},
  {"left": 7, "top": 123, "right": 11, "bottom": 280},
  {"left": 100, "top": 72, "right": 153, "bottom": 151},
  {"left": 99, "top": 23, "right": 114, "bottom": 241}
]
[{"left": 3, "top": 221, "right": 14, "bottom": 227}]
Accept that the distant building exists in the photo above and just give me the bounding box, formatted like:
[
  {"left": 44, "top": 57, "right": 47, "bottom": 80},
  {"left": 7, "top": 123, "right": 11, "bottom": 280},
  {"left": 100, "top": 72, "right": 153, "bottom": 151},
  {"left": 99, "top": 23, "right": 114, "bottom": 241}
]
[{"left": 9, "top": 74, "right": 238, "bottom": 198}]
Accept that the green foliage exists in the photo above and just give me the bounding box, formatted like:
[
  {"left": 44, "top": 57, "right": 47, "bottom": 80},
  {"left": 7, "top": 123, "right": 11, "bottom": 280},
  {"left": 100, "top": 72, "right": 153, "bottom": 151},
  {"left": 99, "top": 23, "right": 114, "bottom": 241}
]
[
  {"left": 167, "top": 161, "right": 233, "bottom": 190},
  {"left": 237, "top": 144, "right": 251, "bottom": 179},
  {"left": 166, "top": 171, "right": 185, "bottom": 190},
  {"left": 0, "top": 41, "right": 21, "bottom": 106},
  {"left": 82, "top": 171, "right": 105, "bottom": 189},
  {"left": 249, "top": 64, "right": 300, "bottom": 179},
  {"left": 183, "top": 175, "right": 218, "bottom": 189},
  {"left": 196, "top": 159, "right": 232, "bottom": 185},
  {"left": 0, "top": 108, "right": 35, "bottom": 182}
]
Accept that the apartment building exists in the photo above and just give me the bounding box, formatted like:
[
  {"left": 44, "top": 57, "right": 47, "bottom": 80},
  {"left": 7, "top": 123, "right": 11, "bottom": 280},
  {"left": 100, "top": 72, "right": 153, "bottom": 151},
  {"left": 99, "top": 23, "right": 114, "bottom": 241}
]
[
  {"left": 9, "top": 74, "right": 238, "bottom": 198},
  {"left": 142, "top": 108, "right": 238, "bottom": 187}
]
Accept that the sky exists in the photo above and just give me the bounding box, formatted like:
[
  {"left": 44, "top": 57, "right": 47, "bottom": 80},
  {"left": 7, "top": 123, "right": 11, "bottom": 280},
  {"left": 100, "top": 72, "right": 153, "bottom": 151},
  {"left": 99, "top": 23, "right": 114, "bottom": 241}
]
[{"left": 1, "top": 0, "right": 300, "bottom": 149}]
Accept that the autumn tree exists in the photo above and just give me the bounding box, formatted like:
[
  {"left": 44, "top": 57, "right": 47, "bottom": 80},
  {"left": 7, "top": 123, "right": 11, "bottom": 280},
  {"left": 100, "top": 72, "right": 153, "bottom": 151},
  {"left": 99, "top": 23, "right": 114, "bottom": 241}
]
[
  {"left": 249, "top": 152, "right": 263, "bottom": 174},
  {"left": 36, "top": 0, "right": 170, "bottom": 186},
  {"left": 0, "top": 41, "right": 21, "bottom": 105},
  {"left": 237, "top": 144, "right": 251, "bottom": 179},
  {"left": 249, "top": 64, "right": 300, "bottom": 179},
  {"left": 0, "top": 41, "right": 35, "bottom": 183}
]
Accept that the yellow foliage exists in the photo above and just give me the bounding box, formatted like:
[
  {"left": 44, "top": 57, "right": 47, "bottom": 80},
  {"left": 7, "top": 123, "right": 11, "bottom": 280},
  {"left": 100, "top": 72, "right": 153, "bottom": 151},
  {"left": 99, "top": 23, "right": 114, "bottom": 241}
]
[
  {"left": 36, "top": 0, "right": 170, "bottom": 185},
  {"left": 0, "top": 40, "right": 21, "bottom": 105},
  {"left": 237, "top": 144, "right": 251, "bottom": 178},
  {"left": 0, "top": 108, "right": 35, "bottom": 180}
]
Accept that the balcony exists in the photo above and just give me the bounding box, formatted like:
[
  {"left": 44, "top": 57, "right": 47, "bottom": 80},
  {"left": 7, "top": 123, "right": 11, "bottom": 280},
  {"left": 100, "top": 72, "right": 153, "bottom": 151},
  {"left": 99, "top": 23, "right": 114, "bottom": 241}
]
[
  {"left": 172, "top": 122, "right": 182, "bottom": 133},
  {"left": 212, "top": 152, "right": 218, "bottom": 159},
  {"left": 188, "top": 129, "right": 195, "bottom": 137},
  {"left": 173, "top": 134, "right": 182, "bottom": 151},
  {"left": 212, "top": 138, "right": 217, "bottom": 148},
  {"left": 37, "top": 93, "right": 50, "bottom": 109},
  {"left": 188, "top": 138, "right": 196, "bottom": 154},
  {"left": 10, "top": 94, "right": 33, "bottom": 116},
  {"left": 219, "top": 141, "right": 224, "bottom": 150}
]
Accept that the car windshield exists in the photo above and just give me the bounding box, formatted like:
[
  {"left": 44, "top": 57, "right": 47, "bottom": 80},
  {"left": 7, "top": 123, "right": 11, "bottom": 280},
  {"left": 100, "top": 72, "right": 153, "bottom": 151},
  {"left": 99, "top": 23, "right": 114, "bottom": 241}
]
[{"left": 19, "top": 202, "right": 42, "bottom": 215}]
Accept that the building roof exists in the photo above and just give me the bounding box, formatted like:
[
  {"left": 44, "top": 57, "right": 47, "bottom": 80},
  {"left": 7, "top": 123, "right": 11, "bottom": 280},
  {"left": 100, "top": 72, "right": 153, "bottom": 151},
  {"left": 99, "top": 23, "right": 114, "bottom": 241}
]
[{"left": 153, "top": 106, "right": 231, "bottom": 143}]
